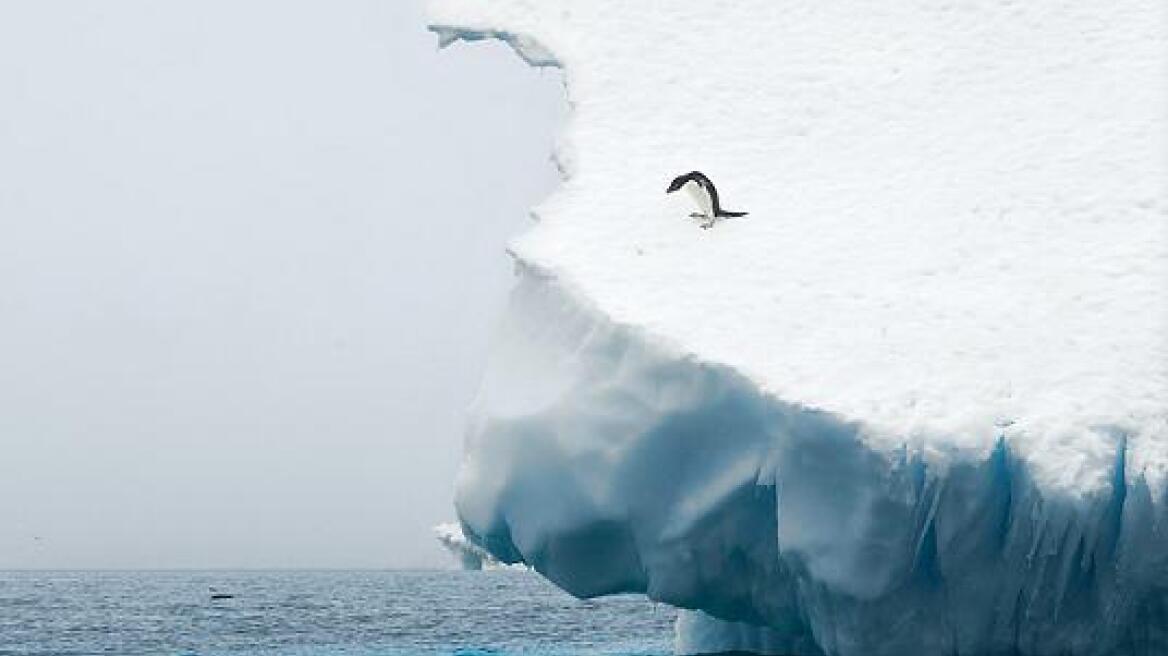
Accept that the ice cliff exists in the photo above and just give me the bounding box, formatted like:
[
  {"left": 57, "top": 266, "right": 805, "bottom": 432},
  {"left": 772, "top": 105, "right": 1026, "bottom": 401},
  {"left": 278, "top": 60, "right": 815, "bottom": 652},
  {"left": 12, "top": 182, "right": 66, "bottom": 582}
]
[{"left": 427, "top": 1, "right": 1168, "bottom": 654}]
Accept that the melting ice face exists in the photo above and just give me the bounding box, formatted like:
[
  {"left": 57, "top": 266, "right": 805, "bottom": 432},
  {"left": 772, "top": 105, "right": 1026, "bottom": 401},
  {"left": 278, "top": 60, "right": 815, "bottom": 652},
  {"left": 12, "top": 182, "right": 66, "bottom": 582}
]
[{"left": 454, "top": 274, "right": 1165, "bottom": 656}]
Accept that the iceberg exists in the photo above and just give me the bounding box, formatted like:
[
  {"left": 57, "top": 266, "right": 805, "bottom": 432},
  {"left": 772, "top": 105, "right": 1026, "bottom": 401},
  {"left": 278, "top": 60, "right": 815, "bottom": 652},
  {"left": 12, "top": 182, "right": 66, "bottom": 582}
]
[{"left": 428, "top": 1, "right": 1167, "bottom": 654}]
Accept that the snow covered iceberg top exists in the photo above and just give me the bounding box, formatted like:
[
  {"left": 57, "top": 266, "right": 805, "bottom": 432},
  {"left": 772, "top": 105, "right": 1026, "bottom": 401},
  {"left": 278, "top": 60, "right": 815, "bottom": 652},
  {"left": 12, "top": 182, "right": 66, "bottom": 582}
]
[{"left": 428, "top": 0, "right": 1166, "bottom": 495}]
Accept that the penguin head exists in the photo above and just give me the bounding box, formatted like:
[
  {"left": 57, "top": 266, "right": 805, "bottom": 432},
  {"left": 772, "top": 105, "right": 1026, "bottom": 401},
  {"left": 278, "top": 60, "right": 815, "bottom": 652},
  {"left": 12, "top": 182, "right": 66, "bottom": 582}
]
[{"left": 666, "top": 171, "right": 703, "bottom": 193}]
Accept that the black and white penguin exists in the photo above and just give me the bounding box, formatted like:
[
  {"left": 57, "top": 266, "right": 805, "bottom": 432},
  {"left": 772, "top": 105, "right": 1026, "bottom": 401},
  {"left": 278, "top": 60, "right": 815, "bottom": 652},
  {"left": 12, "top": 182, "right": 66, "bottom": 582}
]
[{"left": 666, "top": 171, "right": 747, "bottom": 229}]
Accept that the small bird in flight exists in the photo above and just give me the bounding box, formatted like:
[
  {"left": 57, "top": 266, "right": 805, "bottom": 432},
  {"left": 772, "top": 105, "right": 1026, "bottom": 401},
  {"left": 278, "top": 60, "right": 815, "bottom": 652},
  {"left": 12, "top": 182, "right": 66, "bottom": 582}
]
[{"left": 666, "top": 171, "right": 747, "bottom": 229}]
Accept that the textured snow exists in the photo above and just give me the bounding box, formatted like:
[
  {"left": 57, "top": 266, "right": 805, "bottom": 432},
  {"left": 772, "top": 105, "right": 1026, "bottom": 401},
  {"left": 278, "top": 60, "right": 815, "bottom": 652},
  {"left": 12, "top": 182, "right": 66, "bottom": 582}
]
[
  {"left": 430, "top": 0, "right": 1166, "bottom": 494},
  {"left": 427, "top": 1, "right": 1167, "bottom": 654}
]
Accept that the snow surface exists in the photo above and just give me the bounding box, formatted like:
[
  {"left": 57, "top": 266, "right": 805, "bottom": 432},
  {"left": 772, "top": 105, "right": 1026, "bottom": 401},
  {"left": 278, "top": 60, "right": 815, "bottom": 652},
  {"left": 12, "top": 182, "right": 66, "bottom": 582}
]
[{"left": 427, "top": 1, "right": 1167, "bottom": 654}]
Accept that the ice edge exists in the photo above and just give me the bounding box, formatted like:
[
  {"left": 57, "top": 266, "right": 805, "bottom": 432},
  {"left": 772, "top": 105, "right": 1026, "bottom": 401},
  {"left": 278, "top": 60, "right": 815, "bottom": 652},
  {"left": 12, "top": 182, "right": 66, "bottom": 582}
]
[{"left": 428, "top": 25, "right": 562, "bottom": 69}]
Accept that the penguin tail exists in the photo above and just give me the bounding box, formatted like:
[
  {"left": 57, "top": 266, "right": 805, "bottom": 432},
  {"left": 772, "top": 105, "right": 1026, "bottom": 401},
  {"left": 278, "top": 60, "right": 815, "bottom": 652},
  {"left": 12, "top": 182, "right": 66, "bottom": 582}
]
[{"left": 719, "top": 210, "right": 748, "bottom": 218}]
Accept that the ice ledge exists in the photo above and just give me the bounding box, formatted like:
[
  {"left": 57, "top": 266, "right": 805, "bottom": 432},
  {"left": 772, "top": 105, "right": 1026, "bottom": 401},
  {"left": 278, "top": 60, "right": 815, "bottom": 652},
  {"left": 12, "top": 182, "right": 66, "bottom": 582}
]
[
  {"left": 426, "top": 1, "right": 564, "bottom": 68},
  {"left": 429, "top": 25, "right": 560, "bottom": 69},
  {"left": 456, "top": 272, "right": 1167, "bottom": 656}
]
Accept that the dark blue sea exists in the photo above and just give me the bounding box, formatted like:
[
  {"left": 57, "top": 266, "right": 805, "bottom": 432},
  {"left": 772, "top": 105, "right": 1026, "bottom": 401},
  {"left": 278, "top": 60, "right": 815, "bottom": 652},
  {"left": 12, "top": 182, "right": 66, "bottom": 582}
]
[{"left": 0, "top": 570, "right": 675, "bottom": 656}]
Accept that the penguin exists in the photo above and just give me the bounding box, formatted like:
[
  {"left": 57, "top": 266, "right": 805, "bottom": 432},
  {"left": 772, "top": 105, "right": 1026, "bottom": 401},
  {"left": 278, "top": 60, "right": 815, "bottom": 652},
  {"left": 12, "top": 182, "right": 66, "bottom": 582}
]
[{"left": 666, "top": 171, "right": 747, "bottom": 229}]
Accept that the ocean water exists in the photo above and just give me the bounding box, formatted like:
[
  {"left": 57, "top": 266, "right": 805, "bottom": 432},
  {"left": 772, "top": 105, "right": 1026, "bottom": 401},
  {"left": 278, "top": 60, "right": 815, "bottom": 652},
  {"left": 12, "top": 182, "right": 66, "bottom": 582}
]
[{"left": 0, "top": 570, "right": 675, "bottom": 656}]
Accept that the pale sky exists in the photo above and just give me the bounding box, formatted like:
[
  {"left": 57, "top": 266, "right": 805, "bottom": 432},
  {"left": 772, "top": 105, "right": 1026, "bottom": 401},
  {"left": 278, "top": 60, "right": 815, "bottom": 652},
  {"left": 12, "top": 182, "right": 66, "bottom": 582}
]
[{"left": 0, "top": 0, "right": 564, "bottom": 568}]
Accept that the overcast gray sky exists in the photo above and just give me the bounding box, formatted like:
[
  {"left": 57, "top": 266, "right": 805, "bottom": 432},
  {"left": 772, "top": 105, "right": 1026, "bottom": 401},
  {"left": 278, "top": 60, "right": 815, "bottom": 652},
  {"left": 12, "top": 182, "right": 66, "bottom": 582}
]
[{"left": 0, "top": 0, "right": 564, "bottom": 569}]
